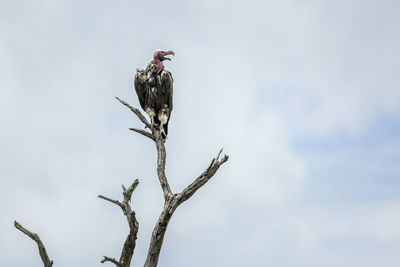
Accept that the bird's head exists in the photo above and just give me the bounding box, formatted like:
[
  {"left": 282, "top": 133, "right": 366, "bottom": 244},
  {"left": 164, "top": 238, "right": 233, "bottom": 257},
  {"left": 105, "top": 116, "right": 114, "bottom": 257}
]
[
  {"left": 153, "top": 49, "right": 174, "bottom": 73},
  {"left": 153, "top": 49, "right": 175, "bottom": 62}
]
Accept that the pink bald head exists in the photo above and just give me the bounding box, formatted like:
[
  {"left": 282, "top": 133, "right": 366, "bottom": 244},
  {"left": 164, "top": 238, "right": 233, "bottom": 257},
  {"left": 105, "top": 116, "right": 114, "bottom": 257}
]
[{"left": 153, "top": 49, "right": 175, "bottom": 73}]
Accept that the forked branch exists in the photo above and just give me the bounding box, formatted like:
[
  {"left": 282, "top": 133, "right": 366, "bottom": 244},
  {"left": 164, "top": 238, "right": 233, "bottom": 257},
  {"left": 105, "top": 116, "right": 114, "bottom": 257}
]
[
  {"left": 177, "top": 148, "right": 229, "bottom": 204},
  {"left": 98, "top": 179, "right": 140, "bottom": 267},
  {"left": 117, "top": 97, "right": 229, "bottom": 267},
  {"left": 13, "top": 97, "right": 228, "bottom": 267}
]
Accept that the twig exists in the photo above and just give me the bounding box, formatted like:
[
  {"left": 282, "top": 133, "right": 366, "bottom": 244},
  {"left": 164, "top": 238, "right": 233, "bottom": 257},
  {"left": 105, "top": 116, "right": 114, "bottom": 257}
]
[
  {"left": 101, "top": 256, "right": 121, "bottom": 266},
  {"left": 116, "top": 97, "right": 151, "bottom": 128},
  {"left": 129, "top": 128, "right": 154, "bottom": 140},
  {"left": 216, "top": 147, "right": 223, "bottom": 160},
  {"left": 98, "top": 195, "right": 124, "bottom": 208},
  {"left": 14, "top": 221, "right": 53, "bottom": 267}
]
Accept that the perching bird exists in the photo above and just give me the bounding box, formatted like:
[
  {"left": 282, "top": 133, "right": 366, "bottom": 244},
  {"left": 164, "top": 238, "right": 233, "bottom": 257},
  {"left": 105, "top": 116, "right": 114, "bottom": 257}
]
[{"left": 134, "top": 49, "right": 174, "bottom": 140}]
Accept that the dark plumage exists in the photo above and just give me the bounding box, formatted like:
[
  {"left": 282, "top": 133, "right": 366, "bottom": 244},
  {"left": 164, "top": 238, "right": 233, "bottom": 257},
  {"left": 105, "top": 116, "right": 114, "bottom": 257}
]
[{"left": 134, "top": 50, "right": 174, "bottom": 139}]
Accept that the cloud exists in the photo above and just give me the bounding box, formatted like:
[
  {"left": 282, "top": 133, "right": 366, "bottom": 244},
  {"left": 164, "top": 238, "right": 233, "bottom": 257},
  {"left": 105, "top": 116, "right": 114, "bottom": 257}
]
[{"left": 1, "top": 0, "right": 399, "bottom": 266}]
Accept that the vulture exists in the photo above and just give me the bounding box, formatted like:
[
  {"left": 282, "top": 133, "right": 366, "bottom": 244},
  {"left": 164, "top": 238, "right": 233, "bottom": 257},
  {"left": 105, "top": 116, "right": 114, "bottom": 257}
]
[{"left": 134, "top": 49, "right": 174, "bottom": 140}]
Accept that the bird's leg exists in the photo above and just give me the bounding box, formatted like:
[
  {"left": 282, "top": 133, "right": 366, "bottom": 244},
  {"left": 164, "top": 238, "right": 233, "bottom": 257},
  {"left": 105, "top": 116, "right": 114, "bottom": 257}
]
[
  {"left": 147, "top": 116, "right": 155, "bottom": 130},
  {"left": 145, "top": 109, "right": 156, "bottom": 130},
  {"left": 159, "top": 122, "right": 167, "bottom": 139},
  {"left": 158, "top": 108, "right": 169, "bottom": 139}
]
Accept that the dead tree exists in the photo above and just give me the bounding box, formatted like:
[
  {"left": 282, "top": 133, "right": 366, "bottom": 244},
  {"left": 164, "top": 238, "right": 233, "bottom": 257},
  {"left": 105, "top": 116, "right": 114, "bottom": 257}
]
[{"left": 14, "top": 97, "right": 229, "bottom": 267}]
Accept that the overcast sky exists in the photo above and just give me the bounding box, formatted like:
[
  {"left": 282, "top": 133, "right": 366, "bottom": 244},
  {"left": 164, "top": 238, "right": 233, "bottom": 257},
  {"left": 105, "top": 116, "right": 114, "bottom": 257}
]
[{"left": 1, "top": 0, "right": 399, "bottom": 266}]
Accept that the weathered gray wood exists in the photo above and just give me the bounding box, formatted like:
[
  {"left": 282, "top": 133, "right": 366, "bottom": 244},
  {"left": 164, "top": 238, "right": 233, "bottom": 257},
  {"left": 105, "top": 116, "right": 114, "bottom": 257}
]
[
  {"left": 98, "top": 179, "right": 140, "bottom": 267},
  {"left": 101, "top": 256, "right": 121, "bottom": 266},
  {"left": 154, "top": 130, "right": 173, "bottom": 201},
  {"left": 143, "top": 145, "right": 228, "bottom": 267},
  {"left": 13, "top": 98, "right": 228, "bottom": 267},
  {"left": 129, "top": 128, "right": 154, "bottom": 141},
  {"left": 14, "top": 221, "right": 53, "bottom": 267},
  {"left": 117, "top": 98, "right": 229, "bottom": 267},
  {"left": 116, "top": 97, "right": 151, "bottom": 129}
]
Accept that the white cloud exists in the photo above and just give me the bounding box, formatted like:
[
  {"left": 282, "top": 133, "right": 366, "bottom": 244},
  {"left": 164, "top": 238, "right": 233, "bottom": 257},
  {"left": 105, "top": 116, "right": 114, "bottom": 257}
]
[{"left": 1, "top": 0, "right": 399, "bottom": 266}]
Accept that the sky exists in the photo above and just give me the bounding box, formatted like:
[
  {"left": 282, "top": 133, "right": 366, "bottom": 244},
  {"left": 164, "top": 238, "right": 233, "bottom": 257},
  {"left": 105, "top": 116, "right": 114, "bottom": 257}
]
[{"left": 1, "top": 0, "right": 399, "bottom": 266}]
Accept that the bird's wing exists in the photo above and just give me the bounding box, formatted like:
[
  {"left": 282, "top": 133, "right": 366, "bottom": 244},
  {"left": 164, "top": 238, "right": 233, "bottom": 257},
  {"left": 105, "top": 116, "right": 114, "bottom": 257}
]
[
  {"left": 161, "top": 70, "right": 174, "bottom": 112},
  {"left": 134, "top": 70, "right": 147, "bottom": 110}
]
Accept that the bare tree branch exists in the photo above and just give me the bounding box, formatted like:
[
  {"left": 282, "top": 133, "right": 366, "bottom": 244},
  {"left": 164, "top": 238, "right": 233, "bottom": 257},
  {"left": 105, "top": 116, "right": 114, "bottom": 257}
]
[
  {"left": 101, "top": 256, "right": 121, "bottom": 266},
  {"left": 14, "top": 221, "right": 53, "bottom": 267},
  {"left": 143, "top": 149, "right": 228, "bottom": 267},
  {"left": 177, "top": 148, "right": 229, "bottom": 204},
  {"left": 14, "top": 96, "right": 229, "bottom": 267},
  {"left": 98, "top": 179, "right": 140, "bottom": 267},
  {"left": 143, "top": 198, "right": 178, "bottom": 267},
  {"left": 154, "top": 133, "right": 172, "bottom": 201},
  {"left": 116, "top": 98, "right": 229, "bottom": 267},
  {"left": 98, "top": 195, "right": 124, "bottom": 208},
  {"left": 117, "top": 98, "right": 171, "bottom": 201},
  {"left": 129, "top": 128, "right": 154, "bottom": 140},
  {"left": 116, "top": 97, "right": 151, "bottom": 128}
]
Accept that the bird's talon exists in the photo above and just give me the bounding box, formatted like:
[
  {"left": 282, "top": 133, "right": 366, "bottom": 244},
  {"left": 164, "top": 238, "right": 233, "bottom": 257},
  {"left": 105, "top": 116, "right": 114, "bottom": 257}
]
[
  {"left": 160, "top": 129, "right": 167, "bottom": 139},
  {"left": 148, "top": 122, "right": 157, "bottom": 130}
]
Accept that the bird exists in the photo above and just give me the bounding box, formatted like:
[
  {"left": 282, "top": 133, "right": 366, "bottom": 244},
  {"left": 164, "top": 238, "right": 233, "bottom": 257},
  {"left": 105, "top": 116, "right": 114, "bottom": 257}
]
[{"left": 134, "top": 49, "right": 174, "bottom": 140}]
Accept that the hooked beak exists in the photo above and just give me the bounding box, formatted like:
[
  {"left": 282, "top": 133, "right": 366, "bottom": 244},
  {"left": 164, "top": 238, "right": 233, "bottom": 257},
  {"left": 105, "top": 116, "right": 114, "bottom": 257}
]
[{"left": 163, "top": 50, "right": 175, "bottom": 61}]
